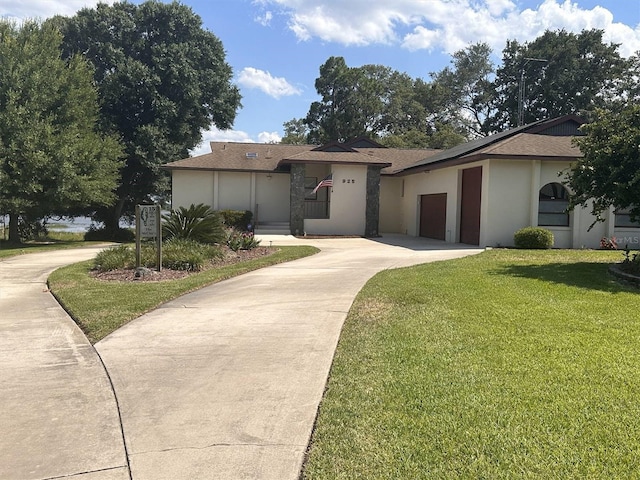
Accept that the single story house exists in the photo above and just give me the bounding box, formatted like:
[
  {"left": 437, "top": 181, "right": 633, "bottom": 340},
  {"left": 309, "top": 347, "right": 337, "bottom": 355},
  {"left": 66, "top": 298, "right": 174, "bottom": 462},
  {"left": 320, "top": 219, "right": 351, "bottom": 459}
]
[{"left": 163, "top": 115, "right": 638, "bottom": 249}]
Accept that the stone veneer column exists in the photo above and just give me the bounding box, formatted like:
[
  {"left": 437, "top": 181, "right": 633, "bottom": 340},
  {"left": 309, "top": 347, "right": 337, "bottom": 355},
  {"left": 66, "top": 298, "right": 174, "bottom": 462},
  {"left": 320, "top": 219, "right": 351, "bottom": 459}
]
[
  {"left": 365, "top": 165, "right": 382, "bottom": 237},
  {"left": 290, "top": 163, "right": 305, "bottom": 236}
]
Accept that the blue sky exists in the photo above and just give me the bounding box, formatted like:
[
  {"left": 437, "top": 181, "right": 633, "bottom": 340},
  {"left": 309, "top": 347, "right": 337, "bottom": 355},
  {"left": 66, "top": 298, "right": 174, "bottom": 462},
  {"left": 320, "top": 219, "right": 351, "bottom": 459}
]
[{"left": 3, "top": 0, "right": 640, "bottom": 155}]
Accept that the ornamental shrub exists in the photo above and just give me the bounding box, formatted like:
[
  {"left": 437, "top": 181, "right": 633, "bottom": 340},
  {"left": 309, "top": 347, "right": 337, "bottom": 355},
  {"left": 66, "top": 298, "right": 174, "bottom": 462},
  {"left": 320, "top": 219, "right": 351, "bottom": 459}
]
[
  {"left": 513, "top": 227, "right": 554, "bottom": 249},
  {"left": 226, "top": 228, "right": 261, "bottom": 251},
  {"left": 92, "top": 239, "right": 223, "bottom": 272},
  {"left": 160, "top": 238, "right": 222, "bottom": 271},
  {"left": 162, "top": 204, "right": 224, "bottom": 244},
  {"left": 218, "top": 209, "right": 253, "bottom": 231},
  {"left": 93, "top": 244, "right": 135, "bottom": 271}
]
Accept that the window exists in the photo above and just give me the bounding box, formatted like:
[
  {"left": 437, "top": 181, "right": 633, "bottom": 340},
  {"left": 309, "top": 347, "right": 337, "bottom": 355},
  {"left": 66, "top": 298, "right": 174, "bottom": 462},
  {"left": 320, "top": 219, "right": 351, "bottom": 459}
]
[
  {"left": 615, "top": 207, "right": 640, "bottom": 228},
  {"left": 304, "top": 177, "right": 318, "bottom": 200},
  {"left": 538, "top": 182, "right": 569, "bottom": 226}
]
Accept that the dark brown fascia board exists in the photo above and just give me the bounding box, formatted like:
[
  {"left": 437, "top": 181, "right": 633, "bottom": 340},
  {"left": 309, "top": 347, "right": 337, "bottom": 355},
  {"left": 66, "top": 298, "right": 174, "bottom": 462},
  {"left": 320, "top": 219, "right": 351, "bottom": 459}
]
[
  {"left": 161, "top": 165, "right": 281, "bottom": 173},
  {"left": 391, "top": 153, "right": 581, "bottom": 176}
]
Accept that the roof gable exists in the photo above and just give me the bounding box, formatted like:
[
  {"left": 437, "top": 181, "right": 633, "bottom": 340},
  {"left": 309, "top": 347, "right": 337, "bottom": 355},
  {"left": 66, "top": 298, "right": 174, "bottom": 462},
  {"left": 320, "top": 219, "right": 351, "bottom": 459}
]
[{"left": 396, "top": 115, "right": 585, "bottom": 174}]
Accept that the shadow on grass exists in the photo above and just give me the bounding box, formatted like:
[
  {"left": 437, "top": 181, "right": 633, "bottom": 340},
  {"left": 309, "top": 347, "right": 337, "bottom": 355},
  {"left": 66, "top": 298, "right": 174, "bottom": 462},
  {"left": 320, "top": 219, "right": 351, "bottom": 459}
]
[{"left": 492, "top": 261, "right": 630, "bottom": 293}]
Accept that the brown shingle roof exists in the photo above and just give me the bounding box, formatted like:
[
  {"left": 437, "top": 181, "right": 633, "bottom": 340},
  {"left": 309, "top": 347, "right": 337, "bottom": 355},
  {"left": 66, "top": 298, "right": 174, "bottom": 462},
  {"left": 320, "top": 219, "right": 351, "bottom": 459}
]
[
  {"left": 475, "top": 133, "right": 581, "bottom": 158},
  {"left": 163, "top": 116, "right": 585, "bottom": 176},
  {"left": 279, "top": 149, "right": 392, "bottom": 166},
  {"left": 163, "top": 141, "right": 407, "bottom": 172},
  {"left": 163, "top": 142, "right": 313, "bottom": 172}
]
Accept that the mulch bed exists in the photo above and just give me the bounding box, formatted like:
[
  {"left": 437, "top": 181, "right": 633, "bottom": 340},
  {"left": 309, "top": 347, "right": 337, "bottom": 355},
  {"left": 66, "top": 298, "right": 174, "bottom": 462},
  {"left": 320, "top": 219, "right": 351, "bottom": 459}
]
[{"left": 90, "top": 246, "right": 275, "bottom": 282}]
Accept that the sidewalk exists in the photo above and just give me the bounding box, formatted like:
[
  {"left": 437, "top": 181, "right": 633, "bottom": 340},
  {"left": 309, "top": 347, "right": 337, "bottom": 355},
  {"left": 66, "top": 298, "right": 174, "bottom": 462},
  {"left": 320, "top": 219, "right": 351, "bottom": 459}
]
[
  {"left": 0, "top": 247, "right": 129, "bottom": 480},
  {"left": 96, "top": 235, "right": 481, "bottom": 479}
]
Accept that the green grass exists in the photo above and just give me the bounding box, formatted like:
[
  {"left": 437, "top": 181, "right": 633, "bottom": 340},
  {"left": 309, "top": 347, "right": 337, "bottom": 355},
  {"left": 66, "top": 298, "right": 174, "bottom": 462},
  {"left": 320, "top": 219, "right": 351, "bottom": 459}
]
[
  {"left": 0, "top": 231, "right": 103, "bottom": 259},
  {"left": 48, "top": 245, "right": 318, "bottom": 343},
  {"left": 303, "top": 249, "right": 640, "bottom": 479}
]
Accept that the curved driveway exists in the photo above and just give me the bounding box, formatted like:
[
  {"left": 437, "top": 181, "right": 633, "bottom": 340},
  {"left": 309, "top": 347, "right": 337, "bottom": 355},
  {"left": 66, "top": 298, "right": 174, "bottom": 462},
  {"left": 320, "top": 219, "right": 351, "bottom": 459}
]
[
  {"left": 1, "top": 236, "right": 481, "bottom": 480},
  {"left": 0, "top": 246, "right": 128, "bottom": 480}
]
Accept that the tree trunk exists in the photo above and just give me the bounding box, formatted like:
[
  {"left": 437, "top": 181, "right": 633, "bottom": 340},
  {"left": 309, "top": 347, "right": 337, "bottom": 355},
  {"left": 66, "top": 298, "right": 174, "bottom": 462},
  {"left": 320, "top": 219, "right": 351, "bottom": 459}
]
[
  {"left": 103, "top": 197, "right": 127, "bottom": 236},
  {"left": 8, "top": 213, "right": 20, "bottom": 243}
]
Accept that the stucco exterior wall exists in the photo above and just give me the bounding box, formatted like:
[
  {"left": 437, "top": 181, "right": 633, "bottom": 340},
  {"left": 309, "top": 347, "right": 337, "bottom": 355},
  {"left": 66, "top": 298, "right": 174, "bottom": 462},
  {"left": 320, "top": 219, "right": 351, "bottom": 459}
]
[
  {"left": 482, "top": 160, "right": 532, "bottom": 247},
  {"left": 379, "top": 177, "right": 403, "bottom": 233},
  {"left": 400, "top": 167, "right": 461, "bottom": 241},
  {"left": 217, "top": 172, "right": 252, "bottom": 211},
  {"left": 171, "top": 170, "right": 214, "bottom": 209},
  {"left": 255, "top": 172, "right": 290, "bottom": 223},
  {"left": 304, "top": 164, "right": 367, "bottom": 235},
  {"left": 481, "top": 159, "right": 609, "bottom": 248}
]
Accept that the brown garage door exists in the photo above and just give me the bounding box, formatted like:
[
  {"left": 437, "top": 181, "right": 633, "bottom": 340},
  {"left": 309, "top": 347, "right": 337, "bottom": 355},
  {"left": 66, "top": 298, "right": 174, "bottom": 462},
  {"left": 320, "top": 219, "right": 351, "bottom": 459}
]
[
  {"left": 420, "top": 193, "right": 447, "bottom": 241},
  {"left": 460, "top": 166, "right": 482, "bottom": 245}
]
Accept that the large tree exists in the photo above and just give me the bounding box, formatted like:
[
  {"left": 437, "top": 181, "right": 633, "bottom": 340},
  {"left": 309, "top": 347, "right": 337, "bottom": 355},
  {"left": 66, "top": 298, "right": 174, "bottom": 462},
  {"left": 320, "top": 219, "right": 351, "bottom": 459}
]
[
  {"left": 485, "top": 29, "right": 629, "bottom": 132},
  {"left": 430, "top": 42, "right": 495, "bottom": 138},
  {"left": 566, "top": 106, "right": 640, "bottom": 228},
  {"left": 52, "top": 1, "right": 241, "bottom": 234},
  {"left": 302, "top": 56, "right": 463, "bottom": 147},
  {"left": 0, "top": 20, "right": 122, "bottom": 243}
]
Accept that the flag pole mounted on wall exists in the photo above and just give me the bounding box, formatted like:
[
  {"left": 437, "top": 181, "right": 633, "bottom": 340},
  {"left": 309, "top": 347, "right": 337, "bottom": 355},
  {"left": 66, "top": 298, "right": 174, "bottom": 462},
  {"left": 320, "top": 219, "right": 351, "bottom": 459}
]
[{"left": 312, "top": 173, "right": 333, "bottom": 194}]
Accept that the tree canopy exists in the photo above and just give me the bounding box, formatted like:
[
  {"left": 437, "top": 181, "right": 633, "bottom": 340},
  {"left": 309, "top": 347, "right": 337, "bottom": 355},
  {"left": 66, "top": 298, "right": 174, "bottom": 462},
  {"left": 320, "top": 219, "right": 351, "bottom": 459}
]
[
  {"left": 286, "top": 29, "right": 635, "bottom": 147},
  {"left": 297, "top": 56, "right": 464, "bottom": 147},
  {"left": 567, "top": 106, "right": 640, "bottom": 228},
  {"left": 51, "top": 0, "right": 241, "bottom": 234},
  {"left": 485, "top": 29, "right": 629, "bottom": 132},
  {"left": 0, "top": 20, "right": 122, "bottom": 242}
]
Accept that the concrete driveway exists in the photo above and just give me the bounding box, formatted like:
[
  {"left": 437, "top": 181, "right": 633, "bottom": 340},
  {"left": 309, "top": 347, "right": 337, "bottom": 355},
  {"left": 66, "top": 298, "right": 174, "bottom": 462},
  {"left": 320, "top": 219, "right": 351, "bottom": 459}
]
[
  {"left": 0, "top": 247, "right": 129, "bottom": 480},
  {"left": 1, "top": 236, "right": 481, "bottom": 480}
]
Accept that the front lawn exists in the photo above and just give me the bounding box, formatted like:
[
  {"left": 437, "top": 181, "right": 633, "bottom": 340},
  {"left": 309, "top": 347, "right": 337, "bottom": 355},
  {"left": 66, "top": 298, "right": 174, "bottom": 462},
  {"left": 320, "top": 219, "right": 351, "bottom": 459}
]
[
  {"left": 49, "top": 245, "right": 318, "bottom": 343},
  {"left": 0, "top": 231, "right": 101, "bottom": 259},
  {"left": 303, "top": 249, "right": 640, "bottom": 479}
]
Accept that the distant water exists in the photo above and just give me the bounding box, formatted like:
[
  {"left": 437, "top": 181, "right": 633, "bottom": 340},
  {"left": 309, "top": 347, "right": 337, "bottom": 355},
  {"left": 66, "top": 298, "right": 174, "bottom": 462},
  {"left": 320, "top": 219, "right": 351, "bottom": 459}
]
[{"left": 0, "top": 215, "right": 131, "bottom": 233}]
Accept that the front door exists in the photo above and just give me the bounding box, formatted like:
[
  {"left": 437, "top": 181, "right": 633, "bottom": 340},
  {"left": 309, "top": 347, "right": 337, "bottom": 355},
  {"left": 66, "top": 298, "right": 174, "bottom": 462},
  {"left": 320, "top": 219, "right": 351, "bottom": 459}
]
[{"left": 460, "top": 166, "right": 482, "bottom": 245}]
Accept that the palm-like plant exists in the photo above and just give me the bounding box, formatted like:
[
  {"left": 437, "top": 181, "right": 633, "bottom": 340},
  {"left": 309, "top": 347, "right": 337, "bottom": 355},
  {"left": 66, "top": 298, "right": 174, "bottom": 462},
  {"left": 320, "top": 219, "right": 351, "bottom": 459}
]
[{"left": 162, "top": 203, "right": 224, "bottom": 244}]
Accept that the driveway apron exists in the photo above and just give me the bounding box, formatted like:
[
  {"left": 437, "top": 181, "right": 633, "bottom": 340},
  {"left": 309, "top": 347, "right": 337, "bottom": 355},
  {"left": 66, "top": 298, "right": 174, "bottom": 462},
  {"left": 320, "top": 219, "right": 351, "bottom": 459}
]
[
  {"left": 96, "top": 236, "right": 481, "bottom": 480},
  {"left": 0, "top": 247, "right": 129, "bottom": 480}
]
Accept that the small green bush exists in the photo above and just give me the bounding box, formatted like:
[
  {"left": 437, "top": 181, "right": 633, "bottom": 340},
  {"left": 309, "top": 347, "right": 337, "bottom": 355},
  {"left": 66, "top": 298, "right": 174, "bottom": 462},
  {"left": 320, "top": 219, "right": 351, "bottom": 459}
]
[
  {"left": 218, "top": 209, "right": 253, "bottom": 231},
  {"left": 93, "top": 240, "right": 223, "bottom": 272},
  {"left": 226, "top": 228, "right": 261, "bottom": 252},
  {"left": 622, "top": 249, "right": 640, "bottom": 275},
  {"left": 93, "top": 244, "right": 135, "bottom": 271},
  {"left": 161, "top": 238, "right": 222, "bottom": 271},
  {"left": 162, "top": 204, "right": 224, "bottom": 244},
  {"left": 514, "top": 226, "right": 554, "bottom": 249}
]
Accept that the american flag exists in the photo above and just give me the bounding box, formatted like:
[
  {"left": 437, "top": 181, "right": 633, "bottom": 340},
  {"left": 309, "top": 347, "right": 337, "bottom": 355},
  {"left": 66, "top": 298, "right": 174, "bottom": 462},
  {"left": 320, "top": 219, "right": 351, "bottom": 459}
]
[{"left": 312, "top": 173, "right": 333, "bottom": 194}]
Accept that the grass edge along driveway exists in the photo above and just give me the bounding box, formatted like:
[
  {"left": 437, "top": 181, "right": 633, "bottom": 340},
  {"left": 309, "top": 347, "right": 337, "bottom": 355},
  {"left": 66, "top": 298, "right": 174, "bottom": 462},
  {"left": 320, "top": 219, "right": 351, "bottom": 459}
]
[
  {"left": 49, "top": 245, "right": 318, "bottom": 343},
  {"left": 302, "top": 248, "right": 640, "bottom": 479}
]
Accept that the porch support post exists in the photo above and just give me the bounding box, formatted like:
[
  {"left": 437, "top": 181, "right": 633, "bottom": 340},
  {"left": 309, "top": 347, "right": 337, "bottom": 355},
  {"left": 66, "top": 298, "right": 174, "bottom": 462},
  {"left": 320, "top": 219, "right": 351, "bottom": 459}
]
[
  {"left": 290, "top": 163, "right": 305, "bottom": 236},
  {"left": 365, "top": 165, "right": 382, "bottom": 237}
]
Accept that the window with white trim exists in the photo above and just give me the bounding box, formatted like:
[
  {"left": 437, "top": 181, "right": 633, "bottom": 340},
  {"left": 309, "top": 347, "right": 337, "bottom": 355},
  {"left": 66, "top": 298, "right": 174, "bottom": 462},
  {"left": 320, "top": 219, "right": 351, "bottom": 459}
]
[
  {"left": 538, "top": 183, "right": 569, "bottom": 227},
  {"left": 615, "top": 207, "right": 640, "bottom": 228}
]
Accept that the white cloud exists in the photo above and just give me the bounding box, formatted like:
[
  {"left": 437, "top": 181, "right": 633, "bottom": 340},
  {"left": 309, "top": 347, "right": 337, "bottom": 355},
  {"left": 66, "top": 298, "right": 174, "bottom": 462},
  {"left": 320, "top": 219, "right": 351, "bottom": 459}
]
[
  {"left": 189, "top": 127, "right": 255, "bottom": 157},
  {"left": 1, "top": 1, "right": 114, "bottom": 20},
  {"left": 237, "top": 67, "right": 302, "bottom": 99},
  {"left": 261, "top": 0, "right": 640, "bottom": 57},
  {"left": 258, "top": 131, "right": 282, "bottom": 143},
  {"left": 189, "top": 128, "right": 282, "bottom": 156},
  {"left": 255, "top": 10, "right": 273, "bottom": 26}
]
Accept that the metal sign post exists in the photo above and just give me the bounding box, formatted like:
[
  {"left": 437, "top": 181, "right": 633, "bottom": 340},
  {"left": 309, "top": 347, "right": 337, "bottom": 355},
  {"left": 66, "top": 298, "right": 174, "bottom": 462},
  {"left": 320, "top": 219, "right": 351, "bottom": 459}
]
[{"left": 136, "top": 204, "right": 162, "bottom": 272}]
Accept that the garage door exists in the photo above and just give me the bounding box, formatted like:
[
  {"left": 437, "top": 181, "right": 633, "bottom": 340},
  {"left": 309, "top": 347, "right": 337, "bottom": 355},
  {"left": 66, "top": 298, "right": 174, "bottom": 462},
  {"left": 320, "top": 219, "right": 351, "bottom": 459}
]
[{"left": 420, "top": 193, "right": 447, "bottom": 241}]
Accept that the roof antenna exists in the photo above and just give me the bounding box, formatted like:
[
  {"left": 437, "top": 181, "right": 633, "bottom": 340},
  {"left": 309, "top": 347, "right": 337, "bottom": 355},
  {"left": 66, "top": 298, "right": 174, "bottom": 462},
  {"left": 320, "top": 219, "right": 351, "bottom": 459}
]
[{"left": 518, "top": 57, "right": 548, "bottom": 126}]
